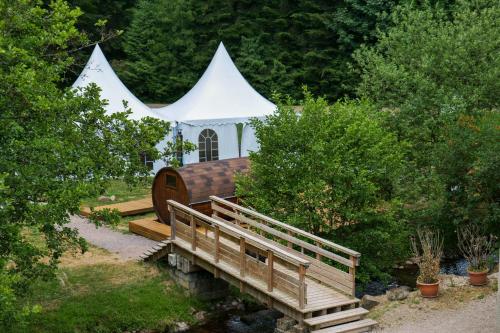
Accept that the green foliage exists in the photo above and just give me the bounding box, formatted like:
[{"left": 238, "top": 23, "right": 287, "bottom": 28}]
[
  {"left": 120, "top": 0, "right": 397, "bottom": 103},
  {"left": 237, "top": 92, "right": 409, "bottom": 281},
  {"left": 354, "top": 0, "right": 500, "bottom": 243},
  {"left": 7, "top": 263, "right": 204, "bottom": 333},
  {"left": 0, "top": 0, "right": 170, "bottom": 326}
]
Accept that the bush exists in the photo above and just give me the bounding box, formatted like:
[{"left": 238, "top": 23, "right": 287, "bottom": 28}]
[{"left": 237, "top": 92, "right": 409, "bottom": 282}]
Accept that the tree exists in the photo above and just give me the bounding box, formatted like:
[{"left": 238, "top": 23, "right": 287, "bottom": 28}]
[
  {"left": 0, "top": 1, "right": 169, "bottom": 328},
  {"left": 120, "top": 0, "right": 397, "bottom": 103},
  {"left": 354, "top": 0, "right": 500, "bottom": 242},
  {"left": 236, "top": 92, "right": 408, "bottom": 282}
]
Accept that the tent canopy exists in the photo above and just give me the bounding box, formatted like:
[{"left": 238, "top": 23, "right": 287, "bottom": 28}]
[
  {"left": 156, "top": 42, "right": 276, "bottom": 124},
  {"left": 73, "top": 44, "right": 162, "bottom": 120}
]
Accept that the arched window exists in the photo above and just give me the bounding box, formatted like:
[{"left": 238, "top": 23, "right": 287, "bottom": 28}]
[{"left": 198, "top": 129, "right": 218, "bottom": 162}]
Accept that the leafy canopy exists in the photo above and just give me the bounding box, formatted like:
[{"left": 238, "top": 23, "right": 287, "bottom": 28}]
[
  {"left": 0, "top": 0, "right": 169, "bottom": 327},
  {"left": 237, "top": 92, "right": 408, "bottom": 282},
  {"left": 354, "top": 0, "right": 499, "bottom": 241},
  {"left": 119, "top": 0, "right": 397, "bottom": 103}
]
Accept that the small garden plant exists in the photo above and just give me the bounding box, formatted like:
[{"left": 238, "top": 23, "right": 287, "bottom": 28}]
[
  {"left": 457, "top": 225, "right": 497, "bottom": 273},
  {"left": 411, "top": 229, "right": 443, "bottom": 284}
]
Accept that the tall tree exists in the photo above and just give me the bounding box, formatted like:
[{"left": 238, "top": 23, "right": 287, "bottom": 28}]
[
  {"left": 0, "top": 1, "right": 169, "bottom": 328},
  {"left": 354, "top": 0, "right": 500, "bottom": 241},
  {"left": 120, "top": 0, "right": 397, "bottom": 103}
]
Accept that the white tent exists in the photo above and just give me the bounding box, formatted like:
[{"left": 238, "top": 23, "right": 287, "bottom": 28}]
[
  {"left": 154, "top": 42, "right": 276, "bottom": 169},
  {"left": 73, "top": 44, "right": 161, "bottom": 120}
]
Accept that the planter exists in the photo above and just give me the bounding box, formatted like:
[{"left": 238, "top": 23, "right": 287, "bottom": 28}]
[
  {"left": 417, "top": 280, "right": 439, "bottom": 298},
  {"left": 468, "top": 269, "right": 489, "bottom": 286}
]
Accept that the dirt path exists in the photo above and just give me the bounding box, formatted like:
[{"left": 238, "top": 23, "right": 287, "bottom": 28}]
[
  {"left": 380, "top": 292, "right": 497, "bottom": 332},
  {"left": 68, "top": 215, "right": 157, "bottom": 261}
]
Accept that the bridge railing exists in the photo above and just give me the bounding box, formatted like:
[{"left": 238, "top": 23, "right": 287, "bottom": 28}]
[
  {"left": 210, "top": 196, "right": 361, "bottom": 296},
  {"left": 167, "top": 200, "right": 311, "bottom": 309}
]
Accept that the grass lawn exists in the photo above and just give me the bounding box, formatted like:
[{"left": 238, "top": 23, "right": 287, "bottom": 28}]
[
  {"left": 81, "top": 179, "right": 152, "bottom": 208},
  {"left": 9, "top": 248, "right": 204, "bottom": 333}
]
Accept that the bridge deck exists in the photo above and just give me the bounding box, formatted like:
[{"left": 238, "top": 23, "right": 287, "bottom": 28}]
[
  {"left": 166, "top": 198, "right": 366, "bottom": 323},
  {"left": 80, "top": 197, "right": 153, "bottom": 217}
]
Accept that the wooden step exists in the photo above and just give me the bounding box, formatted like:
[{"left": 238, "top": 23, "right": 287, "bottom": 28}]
[
  {"left": 312, "top": 319, "right": 377, "bottom": 333},
  {"left": 305, "top": 308, "right": 368, "bottom": 329}
]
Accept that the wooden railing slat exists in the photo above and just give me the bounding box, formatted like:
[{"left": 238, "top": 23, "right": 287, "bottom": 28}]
[
  {"left": 167, "top": 200, "right": 310, "bottom": 267},
  {"left": 211, "top": 203, "right": 355, "bottom": 268},
  {"left": 210, "top": 196, "right": 360, "bottom": 259}
]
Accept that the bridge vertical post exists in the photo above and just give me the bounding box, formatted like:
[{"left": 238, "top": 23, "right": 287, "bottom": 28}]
[
  {"left": 169, "top": 205, "right": 176, "bottom": 240},
  {"left": 349, "top": 255, "right": 356, "bottom": 296},
  {"left": 298, "top": 264, "right": 306, "bottom": 309},
  {"left": 239, "top": 237, "right": 246, "bottom": 277},
  {"left": 287, "top": 230, "right": 292, "bottom": 248},
  {"left": 214, "top": 226, "right": 220, "bottom": 263},
  {"left": 315, "top": 242, "right": 321, "bottom": 260},
  {"left": 267, "top": 250, "right": 274, "bottom": 292},
  {"left": 190, "top": 215, "right": 196, "bottom": 251}
]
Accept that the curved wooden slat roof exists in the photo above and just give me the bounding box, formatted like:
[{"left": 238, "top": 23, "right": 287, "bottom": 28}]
[{"left": 178, "top": 157, "right": 249, "bottom": 204}]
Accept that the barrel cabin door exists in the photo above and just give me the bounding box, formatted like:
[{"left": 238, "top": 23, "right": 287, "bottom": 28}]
[{"left": 152, "top": 169, "right": 188, "bottom": 224}]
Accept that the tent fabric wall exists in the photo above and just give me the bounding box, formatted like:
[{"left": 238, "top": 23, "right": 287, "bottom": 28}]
[{"left": 241, "top": 123, "right": 259, "bottom": 156}]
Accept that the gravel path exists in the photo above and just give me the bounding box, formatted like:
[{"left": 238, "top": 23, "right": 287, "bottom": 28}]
[
  {"left": 68, "top": 215, "right": 157, "bottom": 261},
  {"left": 381, "top": 293, "right": 498, "bottom": 333}
]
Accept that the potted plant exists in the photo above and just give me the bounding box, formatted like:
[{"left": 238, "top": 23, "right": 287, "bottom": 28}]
[
  {"left": 457, "top": 225, "right": 497, "bottom": 286},
  {"left": 411, "top": 229, "right": 443, "bottom": 298}
]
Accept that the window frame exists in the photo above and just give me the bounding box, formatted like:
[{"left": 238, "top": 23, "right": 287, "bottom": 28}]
[{"left": 198, "top": 129, "right": 219, "bottom": 162}]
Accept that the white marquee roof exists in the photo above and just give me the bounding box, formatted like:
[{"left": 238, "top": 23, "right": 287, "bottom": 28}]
[
  {"left": 156, "top": 42, "right": 276, "bottom": 124},
  {"left": 73, "top": 44, "right": 161, "bottom": 120}
]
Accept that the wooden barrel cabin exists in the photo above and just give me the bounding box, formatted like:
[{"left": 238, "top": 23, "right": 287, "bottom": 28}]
[{"left": 152, "top": 157, "right": 249, "bottom": 224}]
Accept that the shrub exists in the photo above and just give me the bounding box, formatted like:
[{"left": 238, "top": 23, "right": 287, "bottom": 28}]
[
  {"left": 237, "top": 92, "right": 409, "bottom": 282},
  {"left": 457, "top": 225, "right": 497, "bottom": 272},
  {"left": 411, "top": 229, "right": 443, "bottom": 284}
]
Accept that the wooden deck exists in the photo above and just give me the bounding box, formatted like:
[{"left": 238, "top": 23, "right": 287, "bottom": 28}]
[
  {"left": 165, "top": 198, "right": 377, "bottom": 332},
  {"left": 129, "top": 217, "right": 171, "bottom": 241},
  {"left": 80, "top": 197, "right": 153, "bottom": 217}
]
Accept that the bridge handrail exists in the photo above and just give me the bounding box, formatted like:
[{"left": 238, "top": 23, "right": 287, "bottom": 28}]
[
  {"left": 167, "top": 200, "right": 310, "bottom": 267},
  {"left": 210, "top": 196, "right": 360, "bottom": 262}
]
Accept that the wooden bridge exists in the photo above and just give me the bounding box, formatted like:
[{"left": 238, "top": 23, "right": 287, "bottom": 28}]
[{"left": 155, "top": 197, "right": 377, "bottom": 333}]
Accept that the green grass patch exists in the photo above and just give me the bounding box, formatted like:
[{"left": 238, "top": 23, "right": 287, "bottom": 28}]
[
  {"left": 81, "top": 179, "right": 152, "bottom": 208},
  {"left": 10, "top": 263, "right": 204, "bottom": 333}
]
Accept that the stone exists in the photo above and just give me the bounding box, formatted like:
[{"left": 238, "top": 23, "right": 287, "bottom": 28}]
[
  {"left": 194, "top": 311, "right": 206, "bottom": 321},
  {"left": 292, "top": 324, "right": 308, "bottom": 333},
  {"left": 276, "top": 316, "right": 296, "bottom": 331},
  {"left": 386, "top": 286, "right": 410, "bottom": 301},
  {"left": 172, "top": 322, "right": 189, "bottom": 332},
  {"left": 168, "top": 253, "right": 177, "bottom": 267},
  {"left": 109, "top": 195, "right": 116, "bottom": 201},
  {"left": 98, "top": 195, "right": 111, "bottom": 202},
  {"left": 361, "top": 295, "right": 380, "bottom": 310}
]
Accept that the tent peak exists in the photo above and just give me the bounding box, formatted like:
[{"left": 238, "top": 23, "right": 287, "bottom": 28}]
[
  {"left": 72, "top": 44, "right": 163, "bottom": 120},
  {"left": 155, "top": 41, "right": 276, "bottom": 122}
]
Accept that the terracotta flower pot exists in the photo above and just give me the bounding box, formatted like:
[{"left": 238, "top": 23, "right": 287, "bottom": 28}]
[
  {"left": 417, "top": 280, "right": 439, "bottom": 298},
  {"left": 468, "top": 269, "right": 488, "bottom": 286}
]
